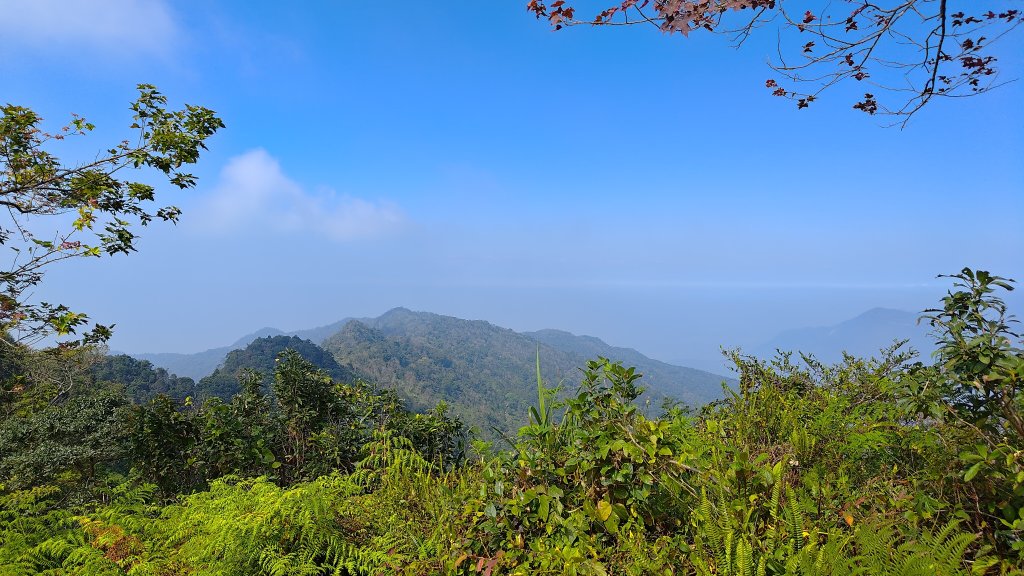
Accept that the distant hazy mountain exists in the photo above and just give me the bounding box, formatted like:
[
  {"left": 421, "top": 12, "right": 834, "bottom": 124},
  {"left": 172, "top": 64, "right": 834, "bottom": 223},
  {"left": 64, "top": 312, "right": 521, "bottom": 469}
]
[
  {"left": 751, "top": 308, "right": 935, "bottom": 363},
  {"left": 229, "top": 328, "right": 285, "bottom": 346},
  {"left": 132, "top": 347, "right": 231, "bottom": 382},
  {"left": 523, "top": 329, "right": 727, "bottom": 404},
  {"left": 132, "top": 308, "right": 731, "bottom": 436},
  {"left": 321, "top": 308, "right": 730, "bottom": 436},
  {"left": 288, "top": 319, "right": 353, "bottom": 345}
]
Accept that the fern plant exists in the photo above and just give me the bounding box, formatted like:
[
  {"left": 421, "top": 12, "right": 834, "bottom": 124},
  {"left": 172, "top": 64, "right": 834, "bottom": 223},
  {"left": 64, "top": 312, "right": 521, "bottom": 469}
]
[{"left": 786, "top": 520, "right": 993, "bottom": 576}]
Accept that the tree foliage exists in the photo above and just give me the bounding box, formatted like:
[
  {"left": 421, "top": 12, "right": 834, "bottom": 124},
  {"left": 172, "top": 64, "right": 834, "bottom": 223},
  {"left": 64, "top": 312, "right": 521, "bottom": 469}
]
[
  {"left": 198, "top": 335, "right": 354, "bottom": 401},
  {"left": 0, "top": 269, "right": 1021, "bottom": 574},
  {"left": 91, "top": 354, "right": 195, "bottom": 403},
  {"left": 0, "top": 85, "right": 223, "bottom": 346}
]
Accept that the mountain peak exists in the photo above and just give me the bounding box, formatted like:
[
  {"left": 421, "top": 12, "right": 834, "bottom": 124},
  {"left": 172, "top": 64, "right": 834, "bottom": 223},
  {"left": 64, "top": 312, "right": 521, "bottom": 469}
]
[
  {"left": 332, "top": 319, "right": 384, "bottom": 342},
  {"left": 754, "top": 307, "right": 932, "bottom": 362},
  {"left": 198, "top": 334, "right": 353, "bottom": 400},
  {"left": 318, "top": 310, "right": 730, "bottom": 437}
]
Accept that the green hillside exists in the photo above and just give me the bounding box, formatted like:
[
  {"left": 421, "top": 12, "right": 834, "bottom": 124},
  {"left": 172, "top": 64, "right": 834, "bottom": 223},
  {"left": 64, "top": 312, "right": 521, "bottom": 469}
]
[
  {"left": 523, "top": 328, "right": 728, "bottom": 404},
  {"left": 2, "top": 270, "right": 1022, "bottom": 573},
  {"left": 322, "top": 318, "right": 574, "bottom": 436},
  {"left": 197, "top": 336, "right": 356, "bottom": 400},
  {"left": 91, "top": 355, "right": 196, "bottom": 403},
  {"left": 127, "top": 309, "right": 731, "bottom": 437},
  {"left": 322, "top": 308, "right": 731, "bottom": 436}
]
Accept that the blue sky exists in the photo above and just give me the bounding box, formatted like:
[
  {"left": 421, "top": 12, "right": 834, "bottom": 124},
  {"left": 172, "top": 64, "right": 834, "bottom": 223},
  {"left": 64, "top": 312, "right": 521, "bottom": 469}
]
[{"left": 2, "top": 1, "right": 1022, "bottom": 372}]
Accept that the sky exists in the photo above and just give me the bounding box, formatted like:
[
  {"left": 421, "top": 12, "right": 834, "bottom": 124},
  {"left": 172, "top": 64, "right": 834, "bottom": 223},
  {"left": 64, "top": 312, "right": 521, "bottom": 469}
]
[{"left": 2, "top": 0, "right": 1022, "bottom": 373}]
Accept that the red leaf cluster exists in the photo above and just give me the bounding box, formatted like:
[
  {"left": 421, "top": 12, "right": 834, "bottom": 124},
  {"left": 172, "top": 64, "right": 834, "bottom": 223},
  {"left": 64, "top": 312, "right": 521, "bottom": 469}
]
[{"left": 853, "top": 93, "right": 878, "bottom": 115}]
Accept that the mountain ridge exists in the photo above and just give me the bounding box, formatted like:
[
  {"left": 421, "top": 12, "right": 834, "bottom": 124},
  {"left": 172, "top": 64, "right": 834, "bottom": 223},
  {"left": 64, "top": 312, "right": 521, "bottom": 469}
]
[
  {"left": 132, "top": 308, "right": 728, "bottom": 384},
  {"left": 750, "top": 307, "right": 935, "bottom": 363},
  {"left": 318, "top": 309, "right": 729, "bottom": 435}
]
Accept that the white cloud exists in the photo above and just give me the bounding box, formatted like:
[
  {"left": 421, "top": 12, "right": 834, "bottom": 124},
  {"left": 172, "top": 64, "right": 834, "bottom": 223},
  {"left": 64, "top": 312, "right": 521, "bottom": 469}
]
[
  {"left": 191, "top": 149, "right": 406, "bottom": 241},
  {"left": 0, "top": 0, "right": 178, "bottom": 57}
]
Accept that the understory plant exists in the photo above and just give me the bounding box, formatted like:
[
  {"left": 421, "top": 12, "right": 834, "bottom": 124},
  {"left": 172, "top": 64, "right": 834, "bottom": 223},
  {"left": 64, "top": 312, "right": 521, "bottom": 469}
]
[{"left": 0, "top": 268, "right": 1020, "bottom": 575}]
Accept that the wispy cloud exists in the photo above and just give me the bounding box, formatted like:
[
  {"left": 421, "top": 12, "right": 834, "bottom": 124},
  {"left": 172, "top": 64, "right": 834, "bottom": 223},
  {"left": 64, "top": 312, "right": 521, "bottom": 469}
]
[
  {"left": 191, "top": 149, "right": 405, "bottom": 241},
  {"left": 0, "top": 0, "right": 178, "bottom": 57}
]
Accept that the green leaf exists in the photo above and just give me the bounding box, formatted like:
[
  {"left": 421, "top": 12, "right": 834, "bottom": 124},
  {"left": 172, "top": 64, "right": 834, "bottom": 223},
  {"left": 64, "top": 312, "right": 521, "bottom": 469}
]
[
  {"left": 537, "top": 495, "right": 550, "bottom": 521},
  {"left": 612, "top": 503, "right": 629, "bottom": 521},
  {"left": 604, "top": 513, "right": 620, "bottom": 533},
  {"left": 964, "top": 462, "right": 983, "bottom": 482}
]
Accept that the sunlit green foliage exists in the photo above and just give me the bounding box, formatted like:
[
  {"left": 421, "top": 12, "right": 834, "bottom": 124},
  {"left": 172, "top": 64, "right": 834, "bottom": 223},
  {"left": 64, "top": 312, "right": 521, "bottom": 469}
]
[
  {"left": 198, "top": 335, "right": 355, "bottom": 401},
  {"left": 0, "top": 384, "right": 132, "bottom": 493},
  {"left": 91, "top": 354, "right": 196, "bottom": 403},
  {"left": 322, "top": 309, "right": 727, "bottom": 440},
  {"left": 1, "top": 86, "right": 223, "bottom": 346},
  {"left": 0, "top": 268, "right": 1020, "bottom": 574}
]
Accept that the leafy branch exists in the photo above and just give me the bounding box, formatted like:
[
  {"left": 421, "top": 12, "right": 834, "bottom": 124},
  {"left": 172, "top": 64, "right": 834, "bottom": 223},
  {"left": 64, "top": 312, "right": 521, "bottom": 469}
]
[{"left": 0, "top": 84, "right": 224, "bottom": 347}]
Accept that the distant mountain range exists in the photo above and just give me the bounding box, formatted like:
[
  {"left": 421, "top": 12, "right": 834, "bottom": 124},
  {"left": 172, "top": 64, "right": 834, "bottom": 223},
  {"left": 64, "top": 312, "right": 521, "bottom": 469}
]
[
  {"left": 750, "top": 307, "right": 936, "bottom": 363},
  {"left": 130, "top": 308, "right": 733, "bottom": 435},
  {"left": 124, "top": 306, "right": 943, "bottom": 436},
  {"left": 523, "top": 328, "right": 727, "bottom": 405}
]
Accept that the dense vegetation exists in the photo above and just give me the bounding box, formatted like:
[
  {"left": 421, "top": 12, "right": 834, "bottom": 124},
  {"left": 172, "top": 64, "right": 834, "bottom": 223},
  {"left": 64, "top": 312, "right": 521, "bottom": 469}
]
[
  {"left": 0, "top": 268, "right": 1022, "bottom": 574},
  {"left": 197, "top": 335, "right": 356, "bottom": 401},
  {"left": 133, "top": 321, "right": 353, "bottom": 381},
  {"left": 130, "top": 308, "right": 727, "bottom": 440},
  {"left": 322, "top": 307, "right": 727, "bottom": 436},
  {"left": 91, "top": 355, "right": 196, "bottom": 403},
  {"left": 138, "top": 308, "right": 729, "bottom": 439}
]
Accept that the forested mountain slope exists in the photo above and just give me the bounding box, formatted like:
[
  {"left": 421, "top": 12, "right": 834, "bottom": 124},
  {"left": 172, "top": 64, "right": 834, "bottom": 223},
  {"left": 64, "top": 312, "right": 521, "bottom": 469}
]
[
  {"left": 128, "top": 309, "right": 730, "bottom": 435},
  {"left": 90, "top": 355, "right": 196, "bottom": 403},
  {"left": 523, "top": 328, "right": 727, "bottom": 404},
  {"left": 322, "top": 315, "right": 583, "bottom": 435},
  {"left": 132, "top": 309, "right": 729, "bottom": 411},
  {"left": 196, "top": 336, "right": 356, "bottom": 400},
  {"left": 321, "top": 308, "right": 730, "bottom": 435}
]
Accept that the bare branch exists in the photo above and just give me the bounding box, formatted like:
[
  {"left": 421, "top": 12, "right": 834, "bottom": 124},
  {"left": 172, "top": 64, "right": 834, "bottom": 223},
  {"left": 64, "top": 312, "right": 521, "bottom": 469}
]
[{"left": 526, "top": 0, "right": 1023, "bottom": 123}]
